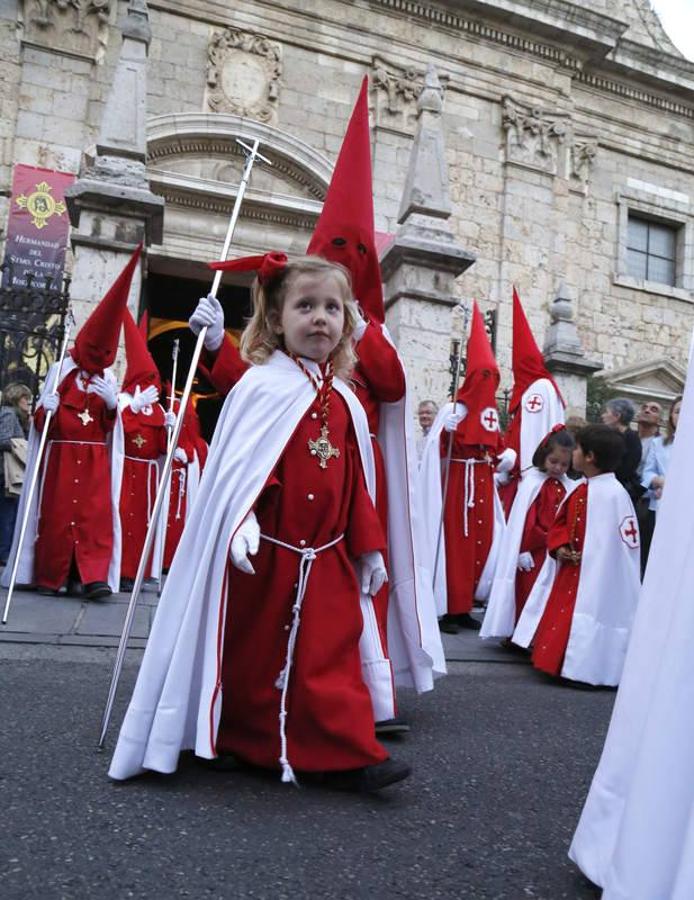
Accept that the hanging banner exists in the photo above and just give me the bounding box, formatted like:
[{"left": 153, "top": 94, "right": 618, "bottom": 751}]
[{"left": 2, "top": 164, "right": 75, "bottom": 289}]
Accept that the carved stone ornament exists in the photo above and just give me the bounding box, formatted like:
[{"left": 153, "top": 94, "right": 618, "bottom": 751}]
[
  {"left": 502, "top": 96, "right": 569, "bottom": 175},
  {"left": 206, "top": 27, "right": 282, "bottom": 124},
  {"left": 21, "top": 0, "right": 114, "bottom": 63},
  {"left": 569, "top": 138, "right": 598, "bottom": 191},
  {"left": 371, "top": 56, "right": 447, "bottom": 134}
]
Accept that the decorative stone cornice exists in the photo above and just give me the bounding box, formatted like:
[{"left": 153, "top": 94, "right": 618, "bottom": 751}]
[{"left": 576, "top": 70, "right": 694, "bottom": 121}]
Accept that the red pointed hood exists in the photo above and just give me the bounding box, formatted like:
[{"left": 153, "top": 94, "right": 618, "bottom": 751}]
[
  {"left": 71, "top": 244, "right": 141, "bottom": 374},
  {"left": 455, "top": 302, "right": 503, "bottom": 450},
  {"left": 122, "top": 307, "right": 161, "bottom": 395},
  {"left": 306, "top": 77, "right": 385, "bottom": 323},
  {"left": 509, "top": 286, "right": 564, "bottom": 412}
]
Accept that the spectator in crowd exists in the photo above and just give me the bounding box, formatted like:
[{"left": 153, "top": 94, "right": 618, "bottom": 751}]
[
  {"left": 601, "top": 397, "right": 642, "bottom": 504},
  {"left": 640, "top": 395, "right": 681, "bottom": 570},
  {"left": 636, "top": 400, "right": 662, "bottom": 479},
  {"left": 0, "top": 383, "right": 32, "bottom": 565},
  {"left": 416, "top": 399, "right": 438, "bottom": 462}
]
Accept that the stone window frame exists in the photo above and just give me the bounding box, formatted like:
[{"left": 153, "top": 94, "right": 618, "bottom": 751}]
[{"left": 614, "top": 185, "right": 694, "bottom": 303}]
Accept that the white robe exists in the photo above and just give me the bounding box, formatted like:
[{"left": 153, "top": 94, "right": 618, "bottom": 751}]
[
  {"left": 418, "top": 403, "right": 506, "bottom": 617},
  {"left": 109, "top": 351, "right": 376, "bottom": 781},
  {"left": 1, "top": 358, "right": 124, "bottom": 593},
  {"left": 517, "top": 378, "right": 565, "bottom": 474},
  {"left": 480, "top": 468, "right": 577, "bottom": 639},
  {"left": 512, "top": 473, "right": 641, "bottom": 686},
  {"left": 569, "top": 341, "right": 694, "bottom": 898}
]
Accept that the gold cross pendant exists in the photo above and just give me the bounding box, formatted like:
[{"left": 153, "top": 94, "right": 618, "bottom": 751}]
[
  {"left": 308, "top": 424, "right": 340, "bottom": 469},
  {"left": 77, "top": 409, "right": 93, "bottom": 426},
  {"left": 133, "top": 433, "right": 147, "bottom": 449}
]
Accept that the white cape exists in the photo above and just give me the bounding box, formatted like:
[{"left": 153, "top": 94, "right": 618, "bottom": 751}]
[
  {"left": 375, "top": 324, "right": 446, "bottom": 693},
  {"left": 518, "top": 378, "right": 565, "bottom": 474},
  {"left": 569, "top": 342, "right": 694, "bottom": 898},
  {"left": 480, "top": 468, "right": 577, "bottom": 639},
  {"left": 419, "top": 403, "right": 506, "bottom": 617},
  {"left": 1, "top": 358, "right": 124, "bottom": 593},
  {"left": 109, "top": 351, "right": 376, "bottom": 780},
  {"left": 513, "top": 473, "right": 640, "bottom": 686}
]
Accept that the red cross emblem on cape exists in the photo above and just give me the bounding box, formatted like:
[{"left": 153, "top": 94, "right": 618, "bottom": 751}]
[
  {"left": 480, "top": 407, "right": 499, "bottom": 432},
  {"left": 619, "top": 516, "right": 640, "bottom": 548},
  {"left": 525, "top": 393, "right": 544, "bottom": 413}
]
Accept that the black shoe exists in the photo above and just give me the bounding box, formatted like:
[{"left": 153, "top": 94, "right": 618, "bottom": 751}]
[
  {"left": 331, "top": 759, "right": 411, "bottom": 792},
  {"left": 375, "top": 716, "right": 410, "bottom": 737},
  {"left": 195, "top": 753, "right": 241, "bottom": 772},
  {"left": 65, "top": 579, "right": 82, "bottom": 597},
  {"left": 119, "top": 577, "right": 134, "bottom": 593},
  {"left": 84, "top": 581, "right": 112, "bottom": 600},
  {"left": 456, "top": 613, "right": 481, "bottom": 631},
  {"left": 439, "top": 614, "right": 460, "bottom": 634},
  {"left": 36, "top": 585, "right": 59, "bottom": 596}
]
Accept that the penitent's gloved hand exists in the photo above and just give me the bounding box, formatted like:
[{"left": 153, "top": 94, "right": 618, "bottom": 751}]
[
  {"left": 130, "top": 384, "right": 159, "bottom": 414},
  {"left": 443, "top": 402, "right": 468, "bottom": 433},
  {"left": 517, "top": 552, "right": 535, "bottom": 572},
  {"left": 189, "top": 293, "right": 225, "bottom": 352},
  {"left": 89, "top": 375, "right": 118, "bottom": 410},
  {"left": 229, "top": 510, "right": 261, "bottom": 575},
  {"left": 358, "top": 551, "right": 388, "bottom": 596},
  {"left": 42, "top": 392, "right": 59, "bottom": 413}
]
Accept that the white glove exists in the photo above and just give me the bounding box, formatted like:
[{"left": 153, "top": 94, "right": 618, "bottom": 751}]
[
  {"left": 164, "top": 411, "right": 176, "bottom": 430},
  {"left": 229, "top": 510, "right": 260, "bottom": 575},
  {"left": 352, "top": 311, "right": 368, "bottom": 342},
  {"left": 189, "top": 293, "right": 225, "bottom": 352},
  {"left": 358, "top": 551, "right": 388, "bottom": 596},
  {"left": 89, "top": 375, "right": 118, "bottom": 410},
  {"left": 495, "top": 470, "right": 511, "bottom": 487},
  {"left": 517, "top": 552, "right": 535, "bottom": 572},
  {"left": 42, "top": 392, "right": 59, "bottom": 413},
  {"left": 130, "top": 384, "right": 159, "bottom": 413},
  {"left": 443, "top": 402, "right": 468, "bottom": 433},
  {"left": 497, "top": 447, "right": 517, "bottom": 475},
  {"left": 174, "top": 447, "right": 188, "bottom": 464}
]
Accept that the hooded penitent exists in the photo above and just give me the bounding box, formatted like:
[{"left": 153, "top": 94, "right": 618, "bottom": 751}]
[
  {"left": 508, "top": 286, "right": 563, "bottom": 414},
  {"left": 455, "top": 301, "right": 503, "bottom": 452},
  {"left": 71, "top": 244, "right": 142, "bottom": 374},
  {"left": 306, "top": 76, "right": 385, "bottom": 323},
  {"left": 122, "top": 307, "right": 161, "bottom": 396}
]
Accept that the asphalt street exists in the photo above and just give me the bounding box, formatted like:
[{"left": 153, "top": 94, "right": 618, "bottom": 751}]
[{"left": 1, "top": 641, "right": 609, "bottom": 900}]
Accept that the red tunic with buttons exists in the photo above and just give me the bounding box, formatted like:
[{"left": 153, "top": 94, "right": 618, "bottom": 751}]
[
  {"left": 33, "top": 371, "right": 116, "bottom": 589},
  {"left": 119, "top": 405, "right": 168, "bottom": 579},
  {"left": 441, "top": 433, "right": 496, "bottom": 615},
  {"left": 531, "top": 482, "right": 587, "bottom": 675},
  {"left": 351, "top": 322, "right": 406, "bottom": 645},
  {"left": 202, "top": 337, "right": 248, "bottom": 396},
  {"left": 515, "top": 476, "right": 567, "bottom": 620},
  {"left": 163, "top": 413, "right": 208, "bottom": 570},
  {"left": 217, "top": 390, "right": 389, "bottom": 772}
]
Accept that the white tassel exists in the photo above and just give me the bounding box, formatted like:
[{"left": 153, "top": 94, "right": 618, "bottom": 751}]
[{"left": 275, "top": 668, "right": 287, "bottom": 690}]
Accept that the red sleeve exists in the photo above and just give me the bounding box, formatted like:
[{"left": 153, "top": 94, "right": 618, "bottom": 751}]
[
  {"left": 34, "top": 406, "right": 46, "bottom": 432},
  {"left": 204, "top": 337, "right": 248, "bottom": 396},
  {"left": 100, "top": 403, "right": 116, "bottom": 432},
  {"left": 519, "top": 498, "right": 546, "bottom": 553},
  {"left": 346, "top": 434, "right": 386, "bottom": 559},
  {"left": 355, "top": 323, "right": 406, "bottom": 404},
  {"left": 546, "top": 502, "right": 571, "bottom": 557},
  {"left": 195, "top": 439, "right": 208, "bottom": 468}
]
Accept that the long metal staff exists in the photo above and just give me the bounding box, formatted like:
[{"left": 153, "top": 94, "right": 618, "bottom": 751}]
[
  {"left": 98, "top": 138, "right": 271, "bottom": 748},
  {"left": 156, "top": 338, "right": 180, "bottom": 596},
  {"left": 2, "top": 310, "right": 76, "bottom": 624},
  {"left": 432, "top": 302, "right": 470, "bottom": 592}
]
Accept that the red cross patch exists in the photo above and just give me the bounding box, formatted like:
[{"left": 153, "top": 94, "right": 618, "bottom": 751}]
[
  {"left": 525, "top": 393, "right": 544, "bottom": 413},
  {"left": 480, "top": 407, "right": 499, "bottom": 432},
  {"left": 619, "top": 516, "right": 640, "bottom": 548}
]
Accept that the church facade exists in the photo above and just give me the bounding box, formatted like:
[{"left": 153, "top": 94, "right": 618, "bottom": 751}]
[{"left": 2, "top": 0, "right": 694, "bottom": 413}]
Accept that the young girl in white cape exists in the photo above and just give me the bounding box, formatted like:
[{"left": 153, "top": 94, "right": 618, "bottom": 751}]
[
  {"left": 109, "top": 254, "right": 411, "bottom": 792},
  {"left": 481, "top": 426, "right": 577, "bottom": 639}
]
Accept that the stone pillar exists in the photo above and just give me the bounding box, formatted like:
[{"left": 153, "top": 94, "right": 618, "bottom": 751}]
[
  {"left": 543, "top": 281, "right": 601, "bottom": 418},
  {"left": 381, "top": 65, "right": 475, "bottom": 405},
  {"left": 64, "top": 0, "right": 163, "bottom": 375}
]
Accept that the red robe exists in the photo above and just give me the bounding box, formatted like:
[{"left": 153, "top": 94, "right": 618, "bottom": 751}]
[
  {"left": 202, "top": 337, "right": 247, "bottom": 396},
  {"left": 441, "top": 433, "right": 496, "bottom": 615},
  {"left": 351, "top": 322, "right": 406, "bottom": 646},
  {"left": 163, "top": 414, "right": 208, "bottom": 570},
  {"left": 33, "top": 371, "right": 116, "bottom": 589},
  {"left": 217, "top": 390, "right": 389, "bottom": 772},
  {"left": 531, "top": 482, "right": 587, "bottom": 675},
  {"left": 515, "top": 476, "right": 567, "bottom": 620},
  {"left": 119, "top": 405, "right": 168, "bottom": 579}
]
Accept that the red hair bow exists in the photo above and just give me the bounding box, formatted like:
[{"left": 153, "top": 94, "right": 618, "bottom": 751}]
[
  {"left": 541, "top": 423, "right": 566, "bottom": 447},
  {"left": 209, "top": 251, "right": 288, "bottom": 285}
]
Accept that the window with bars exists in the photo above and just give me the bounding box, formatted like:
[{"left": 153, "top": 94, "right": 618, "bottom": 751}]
[{"left": 626, "top": 215, "right": 678, "bottom": 286}]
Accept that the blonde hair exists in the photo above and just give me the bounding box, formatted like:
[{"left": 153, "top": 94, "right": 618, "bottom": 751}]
[{"left": 240, "top": 255, "right": 358, "bottom": 380}]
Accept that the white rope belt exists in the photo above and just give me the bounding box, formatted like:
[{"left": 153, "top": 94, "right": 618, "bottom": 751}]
[
  {"left": 124, "top": 456, "right": 159, "bottom": 524},
  {"left": 259, "top": 530, "right": 345, "bottom": 786},
  {"left": 174, "top": 468, "right": 187, "bottom": 520},
  {"left": 50, "top": 439, "right": 106, "bottom": 446},
  {"left": 451, "top": 458, "right": 490, "bottom": 537}
]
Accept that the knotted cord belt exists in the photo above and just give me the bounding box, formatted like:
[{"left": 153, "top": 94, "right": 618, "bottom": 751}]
[
  {"left": 451, "top": 458, "right": 491, "bottom": 537},
  {"left": 124, "top": 456, "right": 160, "bottom": 525},
  {"left": 259, "top": 531, "right": 345, "bottom": 786}
]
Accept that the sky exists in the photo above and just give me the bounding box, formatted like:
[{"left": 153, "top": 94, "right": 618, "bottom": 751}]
[{"left": 650, "top": 0, "right": 694, "bottom": 61}]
